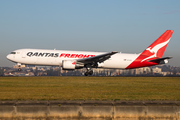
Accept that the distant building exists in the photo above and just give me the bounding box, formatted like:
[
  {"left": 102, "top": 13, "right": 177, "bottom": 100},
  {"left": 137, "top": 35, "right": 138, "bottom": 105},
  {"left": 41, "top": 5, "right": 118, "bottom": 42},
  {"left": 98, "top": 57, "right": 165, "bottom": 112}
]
[
  {"left": 161, "top": 72, "right": 168, "bottom": 76},
  {"left": 2, "top": 64, "right": 180, "bottom": 76},
  {"left": 152, "top": 67, "right": 162, "bottom": 74},
  {"left": 135, "top": 68, "right": 144, "bottom": 75}
]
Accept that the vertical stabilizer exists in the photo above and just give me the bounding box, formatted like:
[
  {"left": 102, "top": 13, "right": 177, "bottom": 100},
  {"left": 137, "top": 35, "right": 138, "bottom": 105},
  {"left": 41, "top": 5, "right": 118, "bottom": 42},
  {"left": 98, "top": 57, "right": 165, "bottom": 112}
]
[
  {"left": 141, "top": 30, "right": 174, "bottom": 59},
  {"left": 126, "top": 30, "right": 174, "bottom": 69}
]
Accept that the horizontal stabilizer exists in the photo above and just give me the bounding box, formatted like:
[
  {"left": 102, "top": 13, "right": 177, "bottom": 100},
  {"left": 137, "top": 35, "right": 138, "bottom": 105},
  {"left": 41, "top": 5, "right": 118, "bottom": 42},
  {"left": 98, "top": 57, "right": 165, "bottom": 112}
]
[{"left": 147, "top": 57, "right": 172, "bottom": 62}]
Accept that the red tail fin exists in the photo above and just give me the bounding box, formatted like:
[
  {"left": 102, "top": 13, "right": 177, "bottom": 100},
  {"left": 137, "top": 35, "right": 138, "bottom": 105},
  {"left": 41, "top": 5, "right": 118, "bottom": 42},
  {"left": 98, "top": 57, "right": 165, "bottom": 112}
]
[
  {"left": 141, "top": 30, "right": 174, "bottom": 58},
  {"left": 126, "top": 30, "right": 174, "bottom": 69}
]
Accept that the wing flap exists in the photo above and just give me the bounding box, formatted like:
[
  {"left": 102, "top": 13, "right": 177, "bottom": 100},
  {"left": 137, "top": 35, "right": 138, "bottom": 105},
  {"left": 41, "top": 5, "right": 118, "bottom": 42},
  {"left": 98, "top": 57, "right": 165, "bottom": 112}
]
[{"left": 77, "top": 51, "right": 118, "bottom": 64}]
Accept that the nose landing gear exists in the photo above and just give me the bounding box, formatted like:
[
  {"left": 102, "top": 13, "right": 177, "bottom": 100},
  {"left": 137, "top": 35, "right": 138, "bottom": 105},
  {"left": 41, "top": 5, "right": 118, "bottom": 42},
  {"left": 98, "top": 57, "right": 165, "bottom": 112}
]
[{"left": 17, "top": 63, "right": 22, "bottom": 72}]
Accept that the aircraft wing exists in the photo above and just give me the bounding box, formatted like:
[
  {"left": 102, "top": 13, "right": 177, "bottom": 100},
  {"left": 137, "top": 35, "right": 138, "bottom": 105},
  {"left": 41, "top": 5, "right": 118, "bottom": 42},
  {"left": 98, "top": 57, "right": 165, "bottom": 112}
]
[{"left": 77, "top": 51, "right": 118, "bottom": 64}]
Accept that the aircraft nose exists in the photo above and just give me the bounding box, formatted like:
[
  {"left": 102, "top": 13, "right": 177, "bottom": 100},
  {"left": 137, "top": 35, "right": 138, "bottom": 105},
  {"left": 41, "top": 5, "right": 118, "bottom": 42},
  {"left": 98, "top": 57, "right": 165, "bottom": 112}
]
[{"left": 6, "top": 54, "right": 11, "bottom": 60}]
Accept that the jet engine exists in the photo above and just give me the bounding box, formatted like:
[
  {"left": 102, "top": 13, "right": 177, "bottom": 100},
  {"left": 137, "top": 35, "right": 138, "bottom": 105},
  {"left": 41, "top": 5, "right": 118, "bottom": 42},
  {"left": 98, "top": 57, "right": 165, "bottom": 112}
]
[{"left": 62, "top": 60, "right": 84, "bottom": 70}]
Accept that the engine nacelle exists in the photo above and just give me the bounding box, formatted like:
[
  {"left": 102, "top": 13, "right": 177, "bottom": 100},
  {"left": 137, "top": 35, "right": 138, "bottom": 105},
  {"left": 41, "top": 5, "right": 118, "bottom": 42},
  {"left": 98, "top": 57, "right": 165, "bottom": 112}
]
[
  {"left": 62, "top": 60, "right": 84, "bottom": 70},
  {"left": 62, "top": 60, "right": 76, "bottom": 70}
]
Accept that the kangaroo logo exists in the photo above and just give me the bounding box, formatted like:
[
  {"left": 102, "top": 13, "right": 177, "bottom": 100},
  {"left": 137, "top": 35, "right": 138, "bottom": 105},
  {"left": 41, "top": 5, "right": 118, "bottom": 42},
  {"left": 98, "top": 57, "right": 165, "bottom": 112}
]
[{"left": 141, "top": 39, "right": 170, "bottom": 62}]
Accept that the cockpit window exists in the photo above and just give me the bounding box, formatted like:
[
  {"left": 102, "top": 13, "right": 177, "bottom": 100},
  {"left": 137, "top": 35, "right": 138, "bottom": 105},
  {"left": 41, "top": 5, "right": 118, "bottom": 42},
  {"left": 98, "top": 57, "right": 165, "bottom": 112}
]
[{"left": 10, "top": 52, "right": 16, "bottom": 54}]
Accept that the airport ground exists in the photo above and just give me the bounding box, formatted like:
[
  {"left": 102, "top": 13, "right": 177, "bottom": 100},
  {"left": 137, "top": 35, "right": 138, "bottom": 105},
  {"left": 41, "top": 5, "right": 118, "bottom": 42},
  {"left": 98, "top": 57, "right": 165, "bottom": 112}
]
[
  {"left": 0, "top": 76, "right": 180, "bottom": 101},
  {"left": 1, "top": 76, "right": 180, "bottom": 119}
]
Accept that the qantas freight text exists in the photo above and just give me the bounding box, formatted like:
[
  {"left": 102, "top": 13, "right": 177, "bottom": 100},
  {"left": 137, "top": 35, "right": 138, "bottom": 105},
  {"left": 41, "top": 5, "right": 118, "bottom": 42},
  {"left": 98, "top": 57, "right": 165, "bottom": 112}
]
[
  {"left": 27, "top": 52, "right": 95, "bottom": 58},
  {"left": 6, "top": 30, "right": 174, "bottom": 76},
  {"left": 59, "top": 53, "right": 95, "bottom": 58},
  {"left": 27, "top": 52, "right": 59, "bottom": 57}
]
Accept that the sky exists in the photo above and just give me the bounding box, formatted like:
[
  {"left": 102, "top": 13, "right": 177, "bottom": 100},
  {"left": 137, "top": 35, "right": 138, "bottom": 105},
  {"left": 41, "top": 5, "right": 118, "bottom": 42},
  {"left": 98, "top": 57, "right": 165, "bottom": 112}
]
[{"left": 0, "top": 0, "right": 180, "bottom": 67}]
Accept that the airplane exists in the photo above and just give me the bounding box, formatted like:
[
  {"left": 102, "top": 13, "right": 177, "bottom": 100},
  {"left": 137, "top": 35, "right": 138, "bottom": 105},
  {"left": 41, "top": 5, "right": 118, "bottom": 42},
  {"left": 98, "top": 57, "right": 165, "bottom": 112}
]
[{"left": 6, "top": 30, "right": 174, "bottom": 76}]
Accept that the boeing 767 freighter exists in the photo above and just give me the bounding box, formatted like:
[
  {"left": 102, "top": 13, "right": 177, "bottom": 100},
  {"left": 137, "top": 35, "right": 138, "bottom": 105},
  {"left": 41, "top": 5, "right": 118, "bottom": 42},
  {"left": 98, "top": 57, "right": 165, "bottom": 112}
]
[{"left": 7, "top": 30, "right": 174, "bottom": 76}]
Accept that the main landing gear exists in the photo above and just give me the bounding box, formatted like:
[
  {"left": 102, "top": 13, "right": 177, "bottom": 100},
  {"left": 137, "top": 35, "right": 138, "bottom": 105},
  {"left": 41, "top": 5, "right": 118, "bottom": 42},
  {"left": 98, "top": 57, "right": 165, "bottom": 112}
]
[
  {"left": 84, "top": 64, "right": 94, "bottom": 76},
  {"left": 85, "top": 70, "right": 93, "bottom": 76}
]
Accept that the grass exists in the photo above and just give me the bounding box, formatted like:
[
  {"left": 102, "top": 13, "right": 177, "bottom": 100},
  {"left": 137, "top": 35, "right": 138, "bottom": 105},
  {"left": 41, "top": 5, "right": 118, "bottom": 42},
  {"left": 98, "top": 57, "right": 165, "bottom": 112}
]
[{"left": 0, "top": 76, "right": 180, "bottom": 101}]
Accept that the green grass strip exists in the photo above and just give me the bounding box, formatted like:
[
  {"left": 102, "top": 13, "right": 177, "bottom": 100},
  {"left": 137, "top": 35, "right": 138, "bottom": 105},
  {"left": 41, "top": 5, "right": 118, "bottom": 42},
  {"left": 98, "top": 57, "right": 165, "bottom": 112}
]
[{"left": 0, "top": 77, "right": 180, "bottom": 100}]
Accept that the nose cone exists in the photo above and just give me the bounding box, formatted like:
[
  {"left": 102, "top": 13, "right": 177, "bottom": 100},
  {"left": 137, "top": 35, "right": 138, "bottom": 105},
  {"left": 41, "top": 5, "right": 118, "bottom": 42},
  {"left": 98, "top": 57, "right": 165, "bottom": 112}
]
[{"left": 6, "top": 54, "right": 11, "bottom": 60}]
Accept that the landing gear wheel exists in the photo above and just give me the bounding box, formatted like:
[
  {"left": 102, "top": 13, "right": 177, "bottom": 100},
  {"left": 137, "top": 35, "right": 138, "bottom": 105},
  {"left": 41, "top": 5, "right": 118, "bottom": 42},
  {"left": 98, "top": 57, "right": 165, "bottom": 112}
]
[
  {"left": 84, "top": 70, "right": 93, "bottom": 76},
  {"left": 85, "top": 72, "right": 89, "bottom": 76},
  {"left": 89, "top": 70, "right": 93, "bottom": 75},
  {"left": 18, "top": 68, "right": 21, "bottom": 72},
  {"left": 85, "top": 64, "right": 94, "bottom": 76}
]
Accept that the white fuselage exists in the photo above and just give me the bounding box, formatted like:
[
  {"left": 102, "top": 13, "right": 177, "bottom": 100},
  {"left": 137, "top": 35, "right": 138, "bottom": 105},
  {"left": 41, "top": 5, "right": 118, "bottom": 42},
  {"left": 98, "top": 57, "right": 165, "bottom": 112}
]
[
  {"left": 6, "top": 30, "right": 174, "bottom": 74},
  {"left": 7, "top": 49, "right": 139, "bottom": 69}
]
